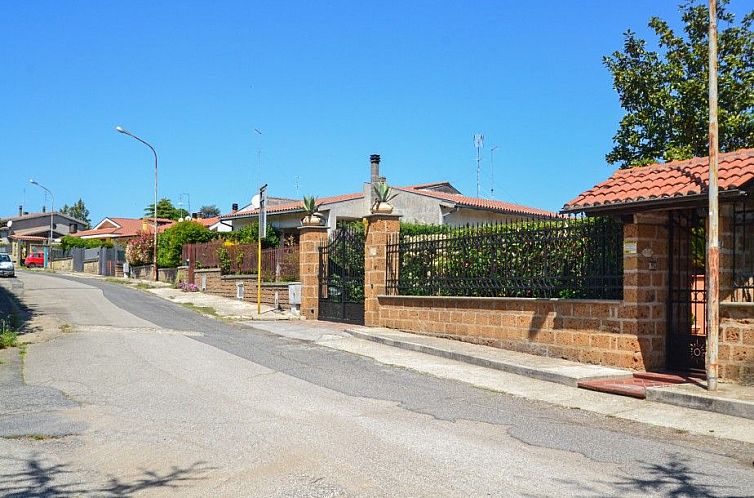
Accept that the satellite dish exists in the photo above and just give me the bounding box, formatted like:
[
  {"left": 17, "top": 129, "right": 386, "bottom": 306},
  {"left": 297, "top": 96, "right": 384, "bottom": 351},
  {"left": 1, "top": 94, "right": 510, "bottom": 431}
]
[
  {"left": 6, "top": 220, "right": 12, "bottom": 228},
  {"left": 250, "top": 194, "right": 261, "bottom": 210}
]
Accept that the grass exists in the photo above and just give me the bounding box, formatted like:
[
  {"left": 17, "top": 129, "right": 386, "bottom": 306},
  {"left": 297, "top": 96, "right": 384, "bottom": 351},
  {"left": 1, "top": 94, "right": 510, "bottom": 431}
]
[
  {"left": 135, "top": 283, "right": 152, "bottom": 290},
  {"left": 59, "top": 323, "right": 74, "bottom": 333},
  {"left": 180, "top": 303, "right": 219, "bottom": 317},
  {"left": 0, "top": 312, "right": 19, "bottom": 349},
  {"left": 2, "top": 433, "right": 64, "bottom": 441}
]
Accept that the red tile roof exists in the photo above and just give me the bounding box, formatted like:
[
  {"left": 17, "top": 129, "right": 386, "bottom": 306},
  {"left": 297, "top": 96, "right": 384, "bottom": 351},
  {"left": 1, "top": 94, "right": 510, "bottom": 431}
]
[
  {"left": 399, "top": 186, "right": 556, "bottom": 218},
  {"left": 222, "top": 193, "right": 364, "bottom": 219},
  {"left": 76, "top": 217, "right": 175, "bottom": 239},
  {"left": 564, "top": 149, "right": 754, "bottom": 213}
]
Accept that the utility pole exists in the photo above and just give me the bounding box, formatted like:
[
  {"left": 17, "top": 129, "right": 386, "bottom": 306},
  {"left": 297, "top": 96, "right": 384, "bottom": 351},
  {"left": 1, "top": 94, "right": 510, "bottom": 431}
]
[
  {"left": 474, "top": 133, "right": 484, "bottom": 198},
  {"left": 706, "top": 0, "right": 720, "bottom": 391}
]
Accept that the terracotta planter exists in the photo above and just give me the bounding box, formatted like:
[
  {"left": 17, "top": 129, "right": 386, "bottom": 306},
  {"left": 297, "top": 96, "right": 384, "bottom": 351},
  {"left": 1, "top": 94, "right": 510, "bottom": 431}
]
[
  {"left": 371, "top": 202, "right": 394, "bottom": 214},
  {"left": 301, "top": 215, "right": 324, "bottom": 227}
]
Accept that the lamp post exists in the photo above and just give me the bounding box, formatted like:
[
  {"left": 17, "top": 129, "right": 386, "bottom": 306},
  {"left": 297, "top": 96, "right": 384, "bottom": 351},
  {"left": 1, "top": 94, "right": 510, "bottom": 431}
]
[
  {"left": 29, "top": 179, "right": 54, "bottom": 251},
  {"left": 116, "top": 126, "right": 159, "bottom": 281}
]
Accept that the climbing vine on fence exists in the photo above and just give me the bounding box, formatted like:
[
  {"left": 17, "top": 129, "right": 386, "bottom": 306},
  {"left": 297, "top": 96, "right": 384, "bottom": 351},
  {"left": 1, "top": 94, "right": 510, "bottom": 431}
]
[{"left": 387, "top": 217, "right": 623, "bottom": 299}]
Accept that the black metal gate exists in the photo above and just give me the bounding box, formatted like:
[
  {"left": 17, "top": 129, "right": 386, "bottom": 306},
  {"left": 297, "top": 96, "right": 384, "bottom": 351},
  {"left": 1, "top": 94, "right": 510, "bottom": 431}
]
[
  {"left": 667, "top": 209, "right": 707, "bottom": 373},
  {"left": 318, "top": 227, "right": 365, "bottom": 325}
]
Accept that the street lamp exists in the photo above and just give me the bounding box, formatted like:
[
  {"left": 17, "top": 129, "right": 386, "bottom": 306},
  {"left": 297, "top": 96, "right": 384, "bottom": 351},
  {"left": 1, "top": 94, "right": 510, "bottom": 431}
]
[
  {"left": 115, "top": 125, "right": 159, "bottom": 281},
  {"left": 29, "top": 179, "right": 54, "bottom": 248}
]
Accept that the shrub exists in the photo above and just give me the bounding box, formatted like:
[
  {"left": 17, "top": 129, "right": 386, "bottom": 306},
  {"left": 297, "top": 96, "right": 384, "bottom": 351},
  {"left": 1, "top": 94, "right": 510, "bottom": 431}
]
[
  {"left": 126, "top": 231, "right": 154, "bottom": 266},
  {"left": 220, "top": 221, "right": 280, "bottom": 248},
  {"left": 157, "top": 221, "right": 216, "bottom": 268},
  {"left": 60, "top": 235, "right": 112, "bottom": 251}
]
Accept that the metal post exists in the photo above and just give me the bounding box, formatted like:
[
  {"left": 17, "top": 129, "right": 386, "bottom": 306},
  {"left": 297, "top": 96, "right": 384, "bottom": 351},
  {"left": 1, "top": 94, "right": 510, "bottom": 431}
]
[
  {"left": 29, "top": 180, "right": 54, "bottom": 268},
  {"left": 706, "top": 0, "right": 720, "bottom": 391},
  {"left": 490, "top": 145, "right": 499, "bottom": 199},
  {"left": 474, "top": 134, "right": 484, "bottom": 198},
  {"left": 116, "top": 126, "right": 159, "bottom": 281}
]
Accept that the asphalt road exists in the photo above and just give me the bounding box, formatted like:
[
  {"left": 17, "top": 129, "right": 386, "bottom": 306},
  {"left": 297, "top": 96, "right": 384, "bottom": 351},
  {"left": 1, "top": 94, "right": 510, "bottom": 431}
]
[{"left": 1, "top": 271, "right": 753, "bottom": 497}]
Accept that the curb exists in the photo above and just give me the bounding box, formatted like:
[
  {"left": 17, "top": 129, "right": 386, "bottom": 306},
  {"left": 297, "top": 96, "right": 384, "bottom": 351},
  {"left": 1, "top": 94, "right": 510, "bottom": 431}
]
[
  {"left": 348, "top": 328, "right": 754, "bottom": 421},
  {"left": 646, "top": 386, "right": 754, "bottom": 421},
  {"left": 346, "top": 329, "right": 630, "bottom": 388}
]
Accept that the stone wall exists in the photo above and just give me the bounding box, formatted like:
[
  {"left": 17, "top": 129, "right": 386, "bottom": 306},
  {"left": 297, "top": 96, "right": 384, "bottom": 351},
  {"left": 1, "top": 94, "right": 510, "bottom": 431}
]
[
  {"left": 196, "top": 268, "right": 296, "bottom": 309},
  {"left": 50, "top": 258, "right": 72, "bottom": 272},
  {"left": 83, "top": 260, "right": 98, "bottom": 274},
  {"left": 720, "top": 304, "right": 754, "bottom": 385}
]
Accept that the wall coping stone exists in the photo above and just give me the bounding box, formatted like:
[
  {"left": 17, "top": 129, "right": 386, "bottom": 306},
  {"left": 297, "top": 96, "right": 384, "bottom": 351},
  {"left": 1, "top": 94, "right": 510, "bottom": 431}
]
[
  {"left": 377, "top": 294, "right": 621, "bottom": 305},
  {"left": 721, "top": 302, "right": 754, "bottom": 309}
]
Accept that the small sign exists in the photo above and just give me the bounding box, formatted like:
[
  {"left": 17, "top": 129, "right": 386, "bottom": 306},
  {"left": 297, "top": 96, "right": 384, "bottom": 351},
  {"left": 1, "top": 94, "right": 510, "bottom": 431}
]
[
  {"left": 623, "top": 242, "right": 638, "bottom": 255},
  {"left": 259, "top": 184, "right": 268, "bottom": 239}
]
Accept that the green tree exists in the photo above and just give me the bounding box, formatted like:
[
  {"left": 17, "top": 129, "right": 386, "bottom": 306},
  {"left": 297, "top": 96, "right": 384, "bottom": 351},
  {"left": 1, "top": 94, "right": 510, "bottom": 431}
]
[
  {"left": 604, "top": 0, "right": 754, "bottom": 167},
  {"left": 144, "top": 198, "right": 187, "bottom": 220},
  {"left": 198, "top": 205, "right": 221, "bottom": 218},
  {"left": 60, "top": 198, "right": 91, "bottom": 228},
  {"left": 157, "top": 220, "right": 215, "bottom": 267}
]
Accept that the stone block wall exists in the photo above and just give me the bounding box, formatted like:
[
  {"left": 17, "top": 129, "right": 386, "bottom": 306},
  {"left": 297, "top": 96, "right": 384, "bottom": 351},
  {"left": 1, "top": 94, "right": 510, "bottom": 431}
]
[
  {"left": 196, "top": 268, "right": 295, "bottom": 309},
  {"left": 51, "top": 258, "right": 73, "bottom": 272},
  {"left": 720, "top": 304, "right": 754, "bottom": 384}
]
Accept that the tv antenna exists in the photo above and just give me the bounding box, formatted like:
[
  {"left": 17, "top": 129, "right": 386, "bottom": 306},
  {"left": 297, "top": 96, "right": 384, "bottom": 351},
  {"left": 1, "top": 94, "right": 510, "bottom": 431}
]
[{"left": 474, "top": 133, "right": 484, "bottom": 197}]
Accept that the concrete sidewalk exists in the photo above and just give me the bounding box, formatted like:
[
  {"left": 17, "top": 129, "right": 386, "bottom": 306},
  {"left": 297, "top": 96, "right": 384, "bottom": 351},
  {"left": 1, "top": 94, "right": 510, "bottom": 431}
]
[{"left": 346, "top": 326, "right": 754, "bottom": 421}]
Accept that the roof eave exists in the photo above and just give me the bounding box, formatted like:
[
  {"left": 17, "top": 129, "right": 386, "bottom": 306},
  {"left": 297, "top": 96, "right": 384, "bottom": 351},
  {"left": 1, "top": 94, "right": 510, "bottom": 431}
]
[{"left": 561, "top": 189, "right": 748, "bottom": 215}]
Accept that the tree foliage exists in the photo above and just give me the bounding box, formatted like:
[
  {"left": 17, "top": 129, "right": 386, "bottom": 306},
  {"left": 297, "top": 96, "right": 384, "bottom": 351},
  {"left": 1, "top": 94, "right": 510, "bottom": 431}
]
[
  {"left": 157, "top": 220, "right": 215, "bottom": 268},
  {"left": 604, "top": 0, "right": 754, "bottom": 167},
  {"left": 59, "top": 235, "right": 111, "bottom": 250},
  {"left": 220, "top": 221, "right": 280, "bottom": 248},
  {"left": 144, "top": 198, "right": 188, "bottom": 220},
  {"left": 198, "top": 205, "right": 221, "bottom": 218},
  {"left": 60, "top": 198, "right": 91, "bottom": 229}
]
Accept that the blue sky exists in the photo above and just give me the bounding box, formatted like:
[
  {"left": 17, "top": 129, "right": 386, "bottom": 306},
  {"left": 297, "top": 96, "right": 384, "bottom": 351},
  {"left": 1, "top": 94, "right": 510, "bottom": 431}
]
[{"left": 1, "top": 1, "right": 750, "bottom": 222}]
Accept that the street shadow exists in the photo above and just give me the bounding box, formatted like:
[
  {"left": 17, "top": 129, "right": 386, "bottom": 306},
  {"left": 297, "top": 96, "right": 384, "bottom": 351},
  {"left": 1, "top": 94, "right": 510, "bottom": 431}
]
[
  {"left": 0, "top": 281, "right": 35, "bottom": 335},
  {"left": 0, "top": 453, "right": 215, "bottom": 497},
  {"left": 545, "top": 453, "right": 737, "bottom": 498}
]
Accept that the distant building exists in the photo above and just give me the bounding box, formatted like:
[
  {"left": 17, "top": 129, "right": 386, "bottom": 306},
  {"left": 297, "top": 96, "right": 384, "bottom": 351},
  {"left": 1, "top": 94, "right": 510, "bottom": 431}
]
[{"left": 221, "top": 154, "right": 554, "bottom": 240}]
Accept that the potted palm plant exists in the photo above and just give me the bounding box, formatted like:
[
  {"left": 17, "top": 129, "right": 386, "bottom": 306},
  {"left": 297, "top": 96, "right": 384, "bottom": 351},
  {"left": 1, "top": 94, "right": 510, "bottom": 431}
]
[
  {"left": 301, "top": 196, "right": 324, "bottom": 226},
  {"left": 371, "top": 183, "right": 398, "bottom": 214}
]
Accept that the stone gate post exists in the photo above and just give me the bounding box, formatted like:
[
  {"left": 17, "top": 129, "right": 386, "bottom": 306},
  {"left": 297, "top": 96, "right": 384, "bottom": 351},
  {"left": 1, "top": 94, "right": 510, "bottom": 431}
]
[
  {"left": 298, "top": 225, "right": 329, "bottom": 320},
  {"left": 364, "top": 214, "right": 401, "bottom": 327}
]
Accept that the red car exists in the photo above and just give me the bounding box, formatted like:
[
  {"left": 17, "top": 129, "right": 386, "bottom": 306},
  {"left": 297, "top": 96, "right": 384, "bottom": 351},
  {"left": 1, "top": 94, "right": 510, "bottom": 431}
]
[{"left": 24, "top": 251, "right": 45, "bottom": 268}]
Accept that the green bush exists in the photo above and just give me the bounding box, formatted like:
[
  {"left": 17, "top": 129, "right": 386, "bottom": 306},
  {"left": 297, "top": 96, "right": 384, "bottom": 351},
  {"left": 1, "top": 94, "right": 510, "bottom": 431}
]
[
  {"left": 157, "top": 221, "right": 216, "bottom": 268},
  {"left": 220, "top": 221, "right": 280, "bottom": 248},
  {"left": 60, "top": 235, "right": 113, "bottom": 251}
]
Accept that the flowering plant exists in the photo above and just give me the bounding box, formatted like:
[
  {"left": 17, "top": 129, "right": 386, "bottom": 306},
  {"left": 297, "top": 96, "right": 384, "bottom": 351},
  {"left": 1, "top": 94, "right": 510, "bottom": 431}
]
[{"left": 179, "top": 281, "right": 199, "bottom": 292}]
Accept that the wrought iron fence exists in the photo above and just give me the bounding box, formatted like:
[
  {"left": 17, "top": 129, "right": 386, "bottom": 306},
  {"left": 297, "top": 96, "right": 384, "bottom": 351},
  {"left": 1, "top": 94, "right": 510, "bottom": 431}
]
[
  {"left": 386, "top": 216, "right": 623, "bottom": 299},
  {"left": 733, "top": 200, "right": 754, "bottom": 302}
]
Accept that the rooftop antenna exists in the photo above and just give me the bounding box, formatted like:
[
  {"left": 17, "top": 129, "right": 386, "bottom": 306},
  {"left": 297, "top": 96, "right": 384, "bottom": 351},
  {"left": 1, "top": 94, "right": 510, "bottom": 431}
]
[
  {"left": 474, "top": 133, "right": 484, "bottom": 197},
  {"left": 295, "top": 175, "right": 301, "bottom": 197},
  {"left": 490, "top": 145, "right": 499, "bottom": 199}
]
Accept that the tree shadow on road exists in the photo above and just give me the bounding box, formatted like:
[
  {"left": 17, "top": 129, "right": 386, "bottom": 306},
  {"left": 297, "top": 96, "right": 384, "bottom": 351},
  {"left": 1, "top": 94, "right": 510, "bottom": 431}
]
[
  {"left": 544, "top": 453, "right": 738, "bottom": 498},
  {"left": 0, "top": 280, "right": 35, "bottom": 335},
  {"left": 0, "top": 453, "right": 215, "bottom": 497}
]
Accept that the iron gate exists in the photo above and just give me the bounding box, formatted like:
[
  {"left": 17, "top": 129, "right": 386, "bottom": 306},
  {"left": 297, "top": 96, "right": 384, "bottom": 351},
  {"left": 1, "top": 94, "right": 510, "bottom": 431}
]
[
  {"left": 667, "top": 209, "right": 707, "bottom": 373},
  {"left": 318, "top": 227, "right": 365, "bottom": 325}
]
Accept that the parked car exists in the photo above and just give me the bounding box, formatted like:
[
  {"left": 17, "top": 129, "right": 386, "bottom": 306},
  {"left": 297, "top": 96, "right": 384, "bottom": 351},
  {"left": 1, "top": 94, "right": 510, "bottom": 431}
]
[
  {"left": 24, "top": 252, "right": 45, "bottom": 268},
  {"left": 0, "top": 254, "right": 14, "bottom": 277}
]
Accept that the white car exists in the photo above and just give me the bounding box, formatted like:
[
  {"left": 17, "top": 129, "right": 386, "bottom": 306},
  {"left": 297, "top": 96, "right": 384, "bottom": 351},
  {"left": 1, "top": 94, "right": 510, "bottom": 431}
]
[{"left": 0, "top": 253, "right": 15, "bottom": 277}]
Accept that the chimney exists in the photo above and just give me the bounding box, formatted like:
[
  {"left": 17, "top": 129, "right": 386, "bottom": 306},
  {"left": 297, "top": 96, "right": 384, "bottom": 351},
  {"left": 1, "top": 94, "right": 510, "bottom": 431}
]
[
  {"left": 231, "top": 203, "right": 239, "bottom": 213},
  {"left": 191, "top": 212, "right": 198, "bottom": 219},
  {"left": 42, "top": 206, "right": 46, "bottom": 213},
  {"left": 18, "top": 205, "right": 22, "bottom": 217},
  {"left": 370, "top": 154, "right": 381, "bottom": 184}
]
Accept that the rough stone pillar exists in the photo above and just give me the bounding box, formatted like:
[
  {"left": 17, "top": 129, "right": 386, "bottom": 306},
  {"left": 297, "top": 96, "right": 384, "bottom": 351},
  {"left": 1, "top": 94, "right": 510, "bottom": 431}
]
[
  {"left": 719, "top": 203, "right": 735, "bottom": 302},
  {"left": 298, "top": 225, "right": 329, "bottom": 320},
  {"left": 621, "top": 211, "right": 669, "bottom": 370},
  {"left": 364, "top": 213, "right": 401, "bottom": 327}
]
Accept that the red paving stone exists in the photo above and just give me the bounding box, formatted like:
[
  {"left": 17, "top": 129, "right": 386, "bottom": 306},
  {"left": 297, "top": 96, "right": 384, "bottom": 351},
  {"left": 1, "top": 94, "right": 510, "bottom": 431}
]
[{"left": 578, "top": 373, "right": 693, "bottom": 399}]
